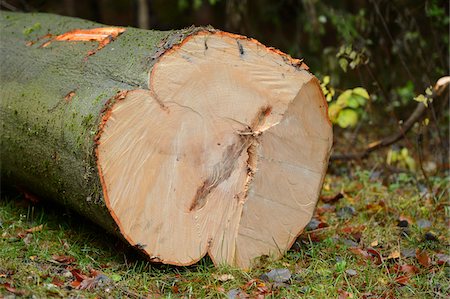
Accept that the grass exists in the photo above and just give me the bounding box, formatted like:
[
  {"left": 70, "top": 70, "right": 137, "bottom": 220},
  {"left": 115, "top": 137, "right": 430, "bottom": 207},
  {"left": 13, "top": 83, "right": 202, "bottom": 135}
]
[{"left": 1, "top": 169, "right": 449, "bottom": 298}]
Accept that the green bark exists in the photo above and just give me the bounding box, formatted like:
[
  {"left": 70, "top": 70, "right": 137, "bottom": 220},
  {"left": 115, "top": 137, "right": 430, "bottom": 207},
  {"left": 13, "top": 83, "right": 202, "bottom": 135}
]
[{"left": 0, "top": 12, "right": 185, "bottom": 232}]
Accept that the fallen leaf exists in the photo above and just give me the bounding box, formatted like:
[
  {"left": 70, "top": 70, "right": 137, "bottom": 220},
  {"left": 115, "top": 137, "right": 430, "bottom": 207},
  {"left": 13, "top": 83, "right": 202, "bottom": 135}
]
[
  {"left": 228, "top": 288, "right": 249, "bottom": 299},
  {"left": 436, "top": 253, "right": 450, "bottom": 266},
  {"left": 260, "top": 268, "right": 291, "bottom": 283},
  {"left": 395, "top": 275, "right": 409, "bottom": 285},
  {"left": 71, "top": 280, "right": 81, "bottom": 288},
  {"left": 26, "top": 224, "right": 43, "bottom": 233},
  {"left": 77, "top": 273, "right": 111, "bottom": 290},
  {"left": 52, "top": 255, "right": 76, "bottom": 264},
  {"left": 321, "top": 192, "right": 344, "bottom": 203},
  {"left": 336, "top": 206, "right": 356, "bottom": 219},
  {"left": 341, "top": 238, "right": 359, "bottom": 247},
  {"left": 214, "top": 274, "right": 235, "bottom": 282},
  {"left": 306, "top": 218, "right": 321, "bottom": 230},
  {"left": 51, "top": 276, "right": 64, "bottom": 287},
  {"left": 70, "top": 269, "right": 88, "bottom": 282},
  {"left": 316, "top": 203, "right": 336, "bottom": 215},
  {"left": 367, "top": 248, "right": 383, "bottom": 265},
  {"left": 370, "top": 240, "right": 379, "bottom": 247},
  {"left": 2, "top": 283, "right": 27, "bottom": 295},
  {"left": 338, "top": 288, "right": 353, "bottom": 299},
  {"left": 349, "top": 247, "right": 370, "bottom": 259},
  {"left": 341, "top": 225, "right": 365, "bottom": 234},
  {"left": 395, "top": 264, "right": 419, "bottom": 275},
  {"left": 243, "top": 279, "right": 260, "bottom": 290},
  {"left": 387, "top": 250, "right": 401, "bottom": 260},
  {"left": 366, "top": 200, "right": 386, "bottom": 214},
  {"left": 416, "top": 250, "right": 431, "bottom": 267},
  {"left": 171, "top": 285, "right": 179, "bottom": 294},
  {"left": 345, "top": 269, "right": 357, "bottom": 276},
  {"left": 401, "top": 248, "right": 416, "bottom": 258}
]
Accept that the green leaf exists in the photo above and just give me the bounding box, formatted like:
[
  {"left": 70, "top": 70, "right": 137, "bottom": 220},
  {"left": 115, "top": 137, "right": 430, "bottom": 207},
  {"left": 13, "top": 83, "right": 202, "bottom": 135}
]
[
  {"left": 351, "top": 88, "right": 369, "bottom": 107},
  {"left": 347, "top": 96, "right": 360, "bottom": 108},
  {"left": 337, "top": 109, "right": 358, "bottom": 128},
  {"left": 345, "top": 45, "right": 352, "bottom": 55},
  {"left": 326, "top": 93, "right": 333, "bottom": 102},
  {"left": 353, "top": 87, "right": 369, "bottom": 99},
  {"left": 339, "top": 58, "right": 348, "bottom": 72},
  {"left": 414, "top": 94, "right": 429, "bottom": 107},
  {"left": 425, "top": 86, "right": 433, "bottom": 96},
  {"left": 336, "top": 90, "right": 352, "bottom": 106},
  {"left": 322, "top": 76, "right": 330, "bottom": 85},
  {"left": 111, "top": 274, "right": 122, "bottom": 282},
  {"left": 328, "top": 103, "right": 341, "bottom": 121}
]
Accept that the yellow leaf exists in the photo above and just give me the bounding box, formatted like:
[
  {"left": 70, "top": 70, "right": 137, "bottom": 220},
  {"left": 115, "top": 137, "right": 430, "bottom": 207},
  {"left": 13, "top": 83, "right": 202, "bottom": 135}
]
[{"left": 387, "top": 250, "right": 401, "bottom": 260}]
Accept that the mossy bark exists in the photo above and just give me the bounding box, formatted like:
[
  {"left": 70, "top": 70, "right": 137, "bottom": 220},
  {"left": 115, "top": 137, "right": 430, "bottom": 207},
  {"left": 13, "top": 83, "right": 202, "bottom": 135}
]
[{"left": 0, "top": 12, "right": 187, "bottom": 232}]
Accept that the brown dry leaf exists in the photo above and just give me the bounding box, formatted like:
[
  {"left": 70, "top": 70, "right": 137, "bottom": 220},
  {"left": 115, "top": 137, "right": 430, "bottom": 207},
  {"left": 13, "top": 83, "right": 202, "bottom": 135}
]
[
  {"left": 370, "top": 240, "right": 379, "bottom": 247},
  {"left": 367, "top": 248, "right": 383, "bottom": 265},
  {"left": 77, "top": 273, "right": 111, "bottom": 290},
  {"left": 71, "top": 280, "right": 81, "bottom": 288},
  {"left": 2, "top": 283, "right": 27, "bottom": 295},
  {"left": 320, "top": 192, "right": 344, "bottom": 203},
  {"left": 396, "top": 264, "right": 419, "bottom": 275},
  {"left": 316, "top": 204, "right": 336, "bottom": 215},
  {"left": 51, "top": 276, "right": 65, "bottom": 287},
  {"left": 70, "top": 269, "right": 89, "bottom": 282},
  {"left": 52, "top": 255, "right": 76, "bottom": 265},
  {"left": 341, "top": 225, "right": 366, "bottom": 234},
  {"left": 395, "top": 275, "right": 409, "bottom": 285},
  {"left": 171, "top": 285, "right": 179, "bottom": 294},
  {"left": 436, "top": 253, "right": 450, "bottom": 266},
  {"left": 338, "top": 289, "right": 354, "bottom": 299},
  {"left": 25, "top": 224, "right": 43, "bottom": 233},
  {"left": 349, "top": 247, "right": 370, "bottom": 259},
  {"left": 416, "top": 250, "right": 431, "bottom": 267}
]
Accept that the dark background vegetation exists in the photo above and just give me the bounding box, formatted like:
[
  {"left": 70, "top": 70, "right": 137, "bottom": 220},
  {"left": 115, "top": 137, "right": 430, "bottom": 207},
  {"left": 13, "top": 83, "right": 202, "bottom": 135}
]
[{"left": 2, "top": 0, "right": 448, "bottom": 176}]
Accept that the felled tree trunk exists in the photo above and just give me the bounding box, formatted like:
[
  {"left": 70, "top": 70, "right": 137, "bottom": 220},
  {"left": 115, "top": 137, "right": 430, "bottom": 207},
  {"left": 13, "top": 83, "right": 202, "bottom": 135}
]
[{"left": 0, "top": 12, "right": 332, "bottom": 268}]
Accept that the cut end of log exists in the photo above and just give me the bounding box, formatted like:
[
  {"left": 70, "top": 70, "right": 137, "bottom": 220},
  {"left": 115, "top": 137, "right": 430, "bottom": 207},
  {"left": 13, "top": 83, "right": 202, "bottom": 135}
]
[{"left": 96, "top": 30, "right": 332, "bottom": 268}]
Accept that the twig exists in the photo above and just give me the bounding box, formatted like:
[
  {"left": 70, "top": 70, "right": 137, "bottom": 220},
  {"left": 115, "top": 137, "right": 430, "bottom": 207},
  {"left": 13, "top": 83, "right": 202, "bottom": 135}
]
[{"left": 331, "top": 78, "right": 449, "bottom": 161}]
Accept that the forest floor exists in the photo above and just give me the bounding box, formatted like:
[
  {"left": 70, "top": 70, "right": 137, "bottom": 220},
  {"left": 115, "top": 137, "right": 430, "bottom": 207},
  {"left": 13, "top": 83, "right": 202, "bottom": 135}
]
[{"left": 1, "top": 168, "right": 449, "bottom": 298}]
